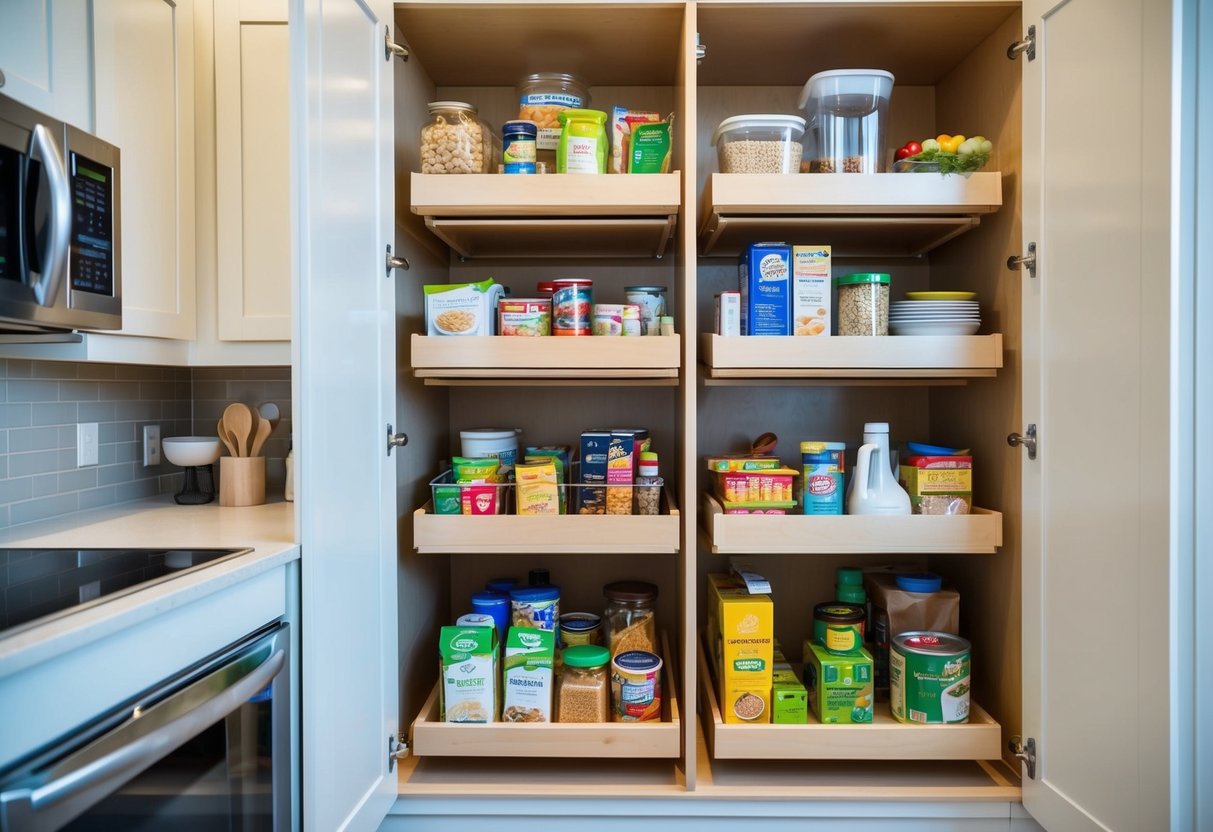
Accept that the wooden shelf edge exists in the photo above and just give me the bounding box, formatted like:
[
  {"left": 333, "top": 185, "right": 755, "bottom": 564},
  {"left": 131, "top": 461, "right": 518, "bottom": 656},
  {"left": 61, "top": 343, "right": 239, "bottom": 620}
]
[
  {"left": 410, "top": 172, "right": 682, "bottom": 217},
  {"left": 409, "top": 632, "right": 680, "bottom": 759},
  {"left": 701, "top": 334, "right": 1004, "bottom": 373},
  {"left": 696, "top": 640, "right": 1002, "bottom": 761},
  {"left": 704, "top": 495, "right": 1003, "bottom": 555}
]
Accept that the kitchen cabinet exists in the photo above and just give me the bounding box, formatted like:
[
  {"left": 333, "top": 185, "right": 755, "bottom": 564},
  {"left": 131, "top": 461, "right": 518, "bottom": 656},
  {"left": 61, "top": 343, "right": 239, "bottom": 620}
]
[
  {"left": 294, "top": 1, "right": 1173, "bottom": 829},
  {"left": 93, "top": 0, "right": 197, "bottom": 341},
  {"left": 0, "top": 0, "right": 95, "bottom": 130}
]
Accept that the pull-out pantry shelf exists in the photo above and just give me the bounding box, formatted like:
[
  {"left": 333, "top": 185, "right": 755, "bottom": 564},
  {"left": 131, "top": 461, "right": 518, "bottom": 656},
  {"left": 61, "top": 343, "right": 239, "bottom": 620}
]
[
  {"left": 704, "top": 495, "right": 1003, "bottom": 554},
  {"left": 696, "top": 643, "right": 1002, "bottom": 761}
]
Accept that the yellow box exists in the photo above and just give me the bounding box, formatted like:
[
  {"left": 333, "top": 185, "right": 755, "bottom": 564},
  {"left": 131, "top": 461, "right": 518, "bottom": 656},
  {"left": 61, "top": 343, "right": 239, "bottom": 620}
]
[{"left": 707, "top": 573, "right": 773, "bottom": 724}]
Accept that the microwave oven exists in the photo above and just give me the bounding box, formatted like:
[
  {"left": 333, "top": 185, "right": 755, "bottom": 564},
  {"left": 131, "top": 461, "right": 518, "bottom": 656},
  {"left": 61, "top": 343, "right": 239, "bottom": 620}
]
[{"left": 0, "top": 92, "right": 121, "bottom": 334}]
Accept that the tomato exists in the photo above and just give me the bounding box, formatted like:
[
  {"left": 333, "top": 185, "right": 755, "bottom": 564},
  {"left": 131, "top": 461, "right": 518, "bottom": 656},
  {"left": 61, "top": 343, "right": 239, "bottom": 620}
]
[
  {"left": 904, "top": 141, "right": 922, "bottom": 156},
  {"left": 895, "top": 146, "right": 913, "bottom": 160}
]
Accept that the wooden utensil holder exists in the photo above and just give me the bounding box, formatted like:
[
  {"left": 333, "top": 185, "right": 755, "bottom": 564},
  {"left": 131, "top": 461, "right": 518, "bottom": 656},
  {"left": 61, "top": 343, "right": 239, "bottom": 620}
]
[{"left": 220, "top": 456, "right": 266, "bottom": 506}]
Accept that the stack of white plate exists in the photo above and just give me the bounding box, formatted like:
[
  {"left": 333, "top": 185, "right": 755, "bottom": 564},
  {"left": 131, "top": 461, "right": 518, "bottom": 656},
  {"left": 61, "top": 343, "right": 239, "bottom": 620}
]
[{"left": 889, "top": 292, "right": 981, "bottom": 335}]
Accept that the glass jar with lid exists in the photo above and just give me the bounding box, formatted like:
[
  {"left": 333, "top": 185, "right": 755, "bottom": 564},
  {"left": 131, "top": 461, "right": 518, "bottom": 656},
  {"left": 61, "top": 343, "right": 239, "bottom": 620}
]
[
  {"left": 419, "top": 101, "right": 494, "bottom": 174},
  {"left": 516, "top": 72, "right": 592, "bottom": 168},
  {"left": 557, "top": 645, "right": 610, "bottom": 722},
  {"left": 603, "top": 580, "right": 658, "bottom": 658}
]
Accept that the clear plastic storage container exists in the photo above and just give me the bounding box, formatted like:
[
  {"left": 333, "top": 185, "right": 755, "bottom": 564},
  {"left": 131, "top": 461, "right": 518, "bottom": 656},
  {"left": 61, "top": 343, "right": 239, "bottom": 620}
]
[
  {"left": 711, "top": 114, "right": 806, "bottom": 174},
  {"left": 835, "top": 272, "right": 891, "bottom": 335},
  {"left": 798, "top": 69, "right": 894, "bottom": 173},
  {"left": 516, "top": 72, "right": 592, "bottom": 168},
  {"left": 419, "top": 101, "right": 494, "bottom": 173}
]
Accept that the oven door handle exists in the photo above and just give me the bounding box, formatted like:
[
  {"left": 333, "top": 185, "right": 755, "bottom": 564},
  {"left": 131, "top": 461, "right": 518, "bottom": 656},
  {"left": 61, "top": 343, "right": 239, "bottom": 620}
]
[
  {"left": 0, "top": 639, "right": 286, "bottom": 832},
  {"left": 25, "top": 123, "right": 72, "bottom": 307}
]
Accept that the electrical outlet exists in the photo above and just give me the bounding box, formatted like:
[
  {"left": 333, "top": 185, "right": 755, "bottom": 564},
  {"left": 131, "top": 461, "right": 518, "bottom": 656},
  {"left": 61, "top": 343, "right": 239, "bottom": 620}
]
[
  {"left": 142, "top": 424, "right": 161, "bottom": 467},
  {"left": 77, "top": 422, "right": 99, "bottom": 467}
]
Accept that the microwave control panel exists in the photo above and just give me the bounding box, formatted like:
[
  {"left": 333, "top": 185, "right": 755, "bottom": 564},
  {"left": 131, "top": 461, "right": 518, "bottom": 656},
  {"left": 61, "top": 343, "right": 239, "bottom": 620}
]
[{"left": 68, "top": 151, "right": 115, "bottom": 297}]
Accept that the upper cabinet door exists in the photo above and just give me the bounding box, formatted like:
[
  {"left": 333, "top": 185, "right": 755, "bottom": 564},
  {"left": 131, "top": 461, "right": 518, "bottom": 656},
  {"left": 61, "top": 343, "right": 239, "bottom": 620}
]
[
  {"left": 214, "top": 0, "right": 291, "bottom": 341},
  {"left": 1020, "top": 0, "right": 1171, "bottom": 829},
  {"left": 0, "top": 0, "right": 95, "bottom": 130},
  {"left": 294, "top": 0, "right": 399, "bottom": 828},
  {"left": 93, "top": 0, "right": 197, "bottom": 339}
]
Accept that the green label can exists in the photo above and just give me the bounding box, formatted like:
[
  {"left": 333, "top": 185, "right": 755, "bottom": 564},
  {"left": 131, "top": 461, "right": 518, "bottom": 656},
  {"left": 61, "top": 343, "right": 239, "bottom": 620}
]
[{"left": 890, "top": 631, "right": 971, "bottom": 724}]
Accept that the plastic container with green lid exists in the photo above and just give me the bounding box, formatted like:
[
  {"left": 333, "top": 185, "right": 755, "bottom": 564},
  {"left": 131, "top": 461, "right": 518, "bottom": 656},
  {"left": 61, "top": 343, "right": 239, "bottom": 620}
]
[
  {"left": 557, "top": 109, "right": 608, "bottom": 174},
  {"left": 835, "top": 272, "right": 891, "bottom": 336},
  {"left": 836, "top": 567, "right": 868, "bottom": 605},
  {"left": 557, "top": 644, "right": 610, "bottom": 722}
]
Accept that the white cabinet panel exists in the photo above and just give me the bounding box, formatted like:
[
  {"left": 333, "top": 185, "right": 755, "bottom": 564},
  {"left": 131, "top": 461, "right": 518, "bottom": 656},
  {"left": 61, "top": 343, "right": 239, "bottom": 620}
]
[
  {"left": 1020, "top": 0, "right": 1171, "bottom": 829},
  {"left": 0, "top": 0, "right": 94, "bottom": 129},
  {"left": 215, "top": 0, "right": 291, "bottom": 341},
  {"left": 93, "top": 0, "right": 197, "bottom": 340}
]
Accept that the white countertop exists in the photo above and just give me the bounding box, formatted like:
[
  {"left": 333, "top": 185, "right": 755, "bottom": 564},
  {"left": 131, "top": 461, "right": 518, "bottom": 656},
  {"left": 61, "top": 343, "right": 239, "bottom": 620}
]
[{"left": 0, "top": 496, "right": 299, "bottom": 676}]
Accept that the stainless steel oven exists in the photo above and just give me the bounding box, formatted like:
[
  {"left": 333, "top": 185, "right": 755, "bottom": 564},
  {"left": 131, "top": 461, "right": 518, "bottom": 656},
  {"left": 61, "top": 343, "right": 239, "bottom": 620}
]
[
  {"left": 0, "top": 92, "right": 121, "bottom": 335},
  {"left": 0, "top": 622, "right": 289, "bottom": 831}
]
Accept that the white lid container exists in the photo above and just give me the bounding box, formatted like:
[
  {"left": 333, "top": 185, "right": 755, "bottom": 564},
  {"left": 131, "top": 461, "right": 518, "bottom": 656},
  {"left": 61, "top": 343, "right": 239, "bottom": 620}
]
[
  {"left": 711, "top": 114, "right": 806, "bottom": 174},
  {"left": 798, "top": 69, "right": 895, "bottom": 173},
  {"left": 459, "top": 428, "right": 521, "bottom": 468}
]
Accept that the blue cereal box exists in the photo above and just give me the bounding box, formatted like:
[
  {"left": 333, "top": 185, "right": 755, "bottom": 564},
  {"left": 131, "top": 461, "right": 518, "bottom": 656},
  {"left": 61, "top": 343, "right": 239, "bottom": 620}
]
[{"left": 739, "top": 243, "right": 791, "bottom": 335}]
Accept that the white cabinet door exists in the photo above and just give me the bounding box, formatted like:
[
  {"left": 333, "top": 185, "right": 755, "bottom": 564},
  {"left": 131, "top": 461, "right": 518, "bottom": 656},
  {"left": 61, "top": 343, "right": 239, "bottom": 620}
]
[
  {"left": 1020, "top": 0, "right": 1171, "bottom": 829},
  {"left": 0, "top": 0, "right": 94, "bottom": 129},
  {"left": 293, "top": 0, "right": 399, "bottom": 828},
  {"left": 214, "top": 0, "right": 291, "bottom": 341},
  {"left": 93, "top": 0, "right": 197, "bottom": 340}
]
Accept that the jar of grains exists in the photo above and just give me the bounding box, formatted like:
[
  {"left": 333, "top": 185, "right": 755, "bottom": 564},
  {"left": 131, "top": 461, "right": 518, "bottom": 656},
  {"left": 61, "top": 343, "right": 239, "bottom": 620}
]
[
  {"left": 604, "top": 580, "right": 658, "bottom": 658},
  {"left": 516, "top": 73, "right": 592, "bottom": 169},
  {"left": 557, "top": 645, "right": 610, "bottom": 722},
  {"left": 419, "top": 101, "right": 493, "bottom": 174},
  {"left": 835, "top": 272, "right": 891, "bottom": 336}
]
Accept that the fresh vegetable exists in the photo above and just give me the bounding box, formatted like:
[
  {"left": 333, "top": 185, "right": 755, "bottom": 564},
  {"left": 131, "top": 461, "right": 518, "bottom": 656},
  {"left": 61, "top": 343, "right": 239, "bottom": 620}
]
[
  {"left": 921, "top": 138, "right": 940, "bottom": 153},
  {"left": 940, "top": 134, "right": 966, "bottom": 154},
  {"left": 904, "top": 141, "right": 922, "bottom": 156},
  {"left": 894, "top": 132, "right": 994, "bottom": 175},
  {"left": 895, "top": 146, "right": 913, "bottom": 160}
]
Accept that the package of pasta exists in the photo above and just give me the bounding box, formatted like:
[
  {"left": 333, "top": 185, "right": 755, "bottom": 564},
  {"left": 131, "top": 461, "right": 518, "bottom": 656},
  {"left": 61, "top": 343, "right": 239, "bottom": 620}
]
[{"left": 628, "top": 115, "right": 674, "bottom": 174}]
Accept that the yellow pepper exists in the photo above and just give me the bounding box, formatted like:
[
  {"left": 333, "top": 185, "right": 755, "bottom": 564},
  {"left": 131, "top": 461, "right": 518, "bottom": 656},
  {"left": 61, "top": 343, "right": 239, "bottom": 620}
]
[{"left": 941, "top": 134, "right": 967, "bottom": 154}]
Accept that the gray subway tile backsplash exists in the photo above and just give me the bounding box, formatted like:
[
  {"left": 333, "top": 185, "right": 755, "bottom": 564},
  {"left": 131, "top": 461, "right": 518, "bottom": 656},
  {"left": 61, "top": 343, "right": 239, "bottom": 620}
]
[{"left": 0, "top": 360, "right": 291, "bottom": 530}]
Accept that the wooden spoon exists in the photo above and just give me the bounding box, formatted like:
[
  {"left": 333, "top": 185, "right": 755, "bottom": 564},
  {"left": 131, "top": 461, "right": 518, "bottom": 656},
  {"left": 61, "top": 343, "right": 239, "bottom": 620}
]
[
  {"left": 216, "top": 418, "right": 238, "bottom": 457},
  {"left": 249, "top": 416, "right": 272, "bottom": 458},
  {"left": 222, "top": 403, "right": 254, "bottom": 457}
]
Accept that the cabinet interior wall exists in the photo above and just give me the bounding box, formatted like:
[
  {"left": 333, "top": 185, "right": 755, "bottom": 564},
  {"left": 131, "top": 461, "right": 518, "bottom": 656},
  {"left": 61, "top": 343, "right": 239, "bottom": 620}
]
[{"left": 389, "top": 0, "right": 1024, "bottom": 796}]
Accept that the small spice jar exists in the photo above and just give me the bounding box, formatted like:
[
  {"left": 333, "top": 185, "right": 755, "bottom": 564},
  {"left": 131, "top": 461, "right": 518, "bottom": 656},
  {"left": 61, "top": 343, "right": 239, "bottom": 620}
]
[
  {"left": 502, "top": 119, "right": 537, "bottom": 174},
  {"left": 835, "top": 272, "right": 891, "bottom": 336},
  {"left": 557, "top": 109, "right": 608, "bottom": 174},
  {"left": 604, "top": 580, "right": 658, "bottom": 657},
  {"left": 419, "top": 101, "right": 493, "bottom": 174},
  {"left": 813, "top": 602, "right": 867, "bottom": 655},
  {"left": 557, "top": 644, "right": 610, "bottom": 722},
  {"left": 559, "top": 612, "right": 603, "bottom": 648}
]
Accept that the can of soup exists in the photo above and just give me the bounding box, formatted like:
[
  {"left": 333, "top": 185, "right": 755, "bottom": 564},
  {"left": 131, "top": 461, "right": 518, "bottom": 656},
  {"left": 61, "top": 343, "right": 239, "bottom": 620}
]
[
  {"left": 552, "top": 278, "right": 592, "bottom": 335},
  {"left": 499, "top": 298, "right": 551, "bottom": 336},
  {"left": 890, "top": 631, "right": 971, "bottom": 724},
  {"left": 611, "top": 649, "right": 662, "bottom": 721}
]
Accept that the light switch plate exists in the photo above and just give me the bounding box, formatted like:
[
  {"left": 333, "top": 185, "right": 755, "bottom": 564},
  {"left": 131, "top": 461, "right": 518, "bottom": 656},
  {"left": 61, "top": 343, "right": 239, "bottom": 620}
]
[
  {"left": 77, "top": 423, "right": 99, "bottom": 467},
  {"left": 142, "top": 425, "right": 161, "bottom": 466}
]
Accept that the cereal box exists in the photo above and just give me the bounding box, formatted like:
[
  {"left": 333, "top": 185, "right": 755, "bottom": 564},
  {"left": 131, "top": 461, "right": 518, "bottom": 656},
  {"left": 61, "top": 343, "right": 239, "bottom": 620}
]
[
  {"left": 424, "top": 278, "right": 504, "bottom": 336},
  {"left": 792, "top": 245, "right": 832, "bottom": 336},
  {"left": 707, "top": 573, "right": 773, "bottom": 724},
  {"left": 899, "top": 455, "right": 974, "bottom": 515},
  {"left": 502, "top": 627, "right": 555, "bottom": 722},
  {"left": 440, "top": 625, "right": 498, "bottom": 723},
  {"left": 578, "top": 431, "right": 611, "bottom": 514},
  {"left": 605, "top": 433, "right": 635, "bottom": 515},
  {"left": 803, "top": 641, "right": 874, "bottom": 724},
  {"left": 739, "top": 243, "right": 791, "bottom": 335}
]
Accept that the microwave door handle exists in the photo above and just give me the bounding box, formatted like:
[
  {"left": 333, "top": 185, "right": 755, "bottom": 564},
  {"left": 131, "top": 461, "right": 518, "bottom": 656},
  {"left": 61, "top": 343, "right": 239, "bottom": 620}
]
[
  {"left": 25, "top": 124, "right": 72, "bottom": 307},
  {"left": 0, "top": 645, "right": 285, "bottom": 832}
]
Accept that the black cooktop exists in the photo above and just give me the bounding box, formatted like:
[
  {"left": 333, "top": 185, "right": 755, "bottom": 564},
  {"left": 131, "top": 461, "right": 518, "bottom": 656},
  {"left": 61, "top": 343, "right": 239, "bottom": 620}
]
[{"left": 0, "top": 547, "right": 250, "bottom": 635}]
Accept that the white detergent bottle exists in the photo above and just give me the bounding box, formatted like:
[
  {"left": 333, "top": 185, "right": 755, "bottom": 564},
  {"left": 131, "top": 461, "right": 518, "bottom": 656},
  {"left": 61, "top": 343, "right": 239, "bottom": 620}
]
[{"left": 847, "top": 422, "right": 911, "bottom": 515}]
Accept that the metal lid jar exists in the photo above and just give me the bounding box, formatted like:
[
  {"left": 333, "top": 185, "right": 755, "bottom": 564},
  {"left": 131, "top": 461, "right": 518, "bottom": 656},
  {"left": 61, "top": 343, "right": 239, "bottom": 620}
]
[
  {"left": 420, "top": 101, "right": 493, "bottom": 174},
  {"left": 516, "top": 72, "right": 592, "bottom": 167},
  {"left": 603, "top": 580, "right": 658, "bottom": 658}
]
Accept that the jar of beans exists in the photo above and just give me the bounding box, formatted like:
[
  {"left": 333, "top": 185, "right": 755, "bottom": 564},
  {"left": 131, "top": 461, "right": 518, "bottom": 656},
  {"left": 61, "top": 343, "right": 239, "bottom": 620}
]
[
  {"left": 557, "top": 645, "right": 610, "bottom": 722},
  {"left": 420, "top": 101, "right": 493, "bottom": 174},
  {"left": 835, "top": 272, "right": 891, "bottom": 336},
  {"left": 634, "top": 451, "right": 663, "bottom": 515}
]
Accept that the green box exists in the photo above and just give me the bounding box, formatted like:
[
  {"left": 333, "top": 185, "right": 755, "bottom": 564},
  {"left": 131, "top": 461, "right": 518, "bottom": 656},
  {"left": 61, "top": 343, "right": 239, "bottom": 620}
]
[
  {"left": 772, "top": 666, "right": 808, "bottom": 724},
  {"left": 804, "top": 642, "right": 874, "bottom": 724}
]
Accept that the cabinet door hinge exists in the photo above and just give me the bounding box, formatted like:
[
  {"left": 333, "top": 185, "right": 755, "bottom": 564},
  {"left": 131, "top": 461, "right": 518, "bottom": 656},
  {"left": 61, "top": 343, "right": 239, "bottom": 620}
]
[
  {"left": 1007, "top": 424, "right": 1038, "bottom": 460},
  {"left": 385, "top": 26, "right": 409, "bottom": 62},
  {"left": 695, "top": 33, "right": 706, "bottom": 64},
  {"left": 1009, "top": 735, "right": 1037, "bottom": 779},
  {"left": 386, "top": 244, "right": 410, "bottom": 278},
  {"left": 1007, "top": 25, "right": 1036, "bottom": 61},
  {"left": 1007, "top": 242, "right": 1037, "bottom": 279},
  {"left": 388, "top": 733, "right": 409, "bottom": 772},
  {"left": 387, "top": 424, "right": 408, "bottom": 456}
]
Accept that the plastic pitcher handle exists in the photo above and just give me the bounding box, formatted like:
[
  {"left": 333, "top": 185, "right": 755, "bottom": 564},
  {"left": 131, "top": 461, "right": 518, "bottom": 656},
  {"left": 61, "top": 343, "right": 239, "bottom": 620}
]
[{"left": 853, "top": 443, "right": 876, "bottom": 499}]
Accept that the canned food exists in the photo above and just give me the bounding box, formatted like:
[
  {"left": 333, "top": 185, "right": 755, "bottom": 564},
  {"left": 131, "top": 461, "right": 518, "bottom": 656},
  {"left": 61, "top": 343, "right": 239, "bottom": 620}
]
[
  {"left": 510, "top": 585, "right": 560, "bottom": 632},
  {"left": 552, "top": 278, "right": 592, "bottom": 336},
  {"left": 813, "top": 602, "right": 866, "bottom": 654},
  {"left": 801, "top": 441, "right": 846, "bottom": 515},
  {"left": 559, "top": 612, "right": 603, "bottom": 647},
  {"left": 610, "top": 649, "right": 663, "bottom": 721},
  {"left": 624, "top": 285, "right": 667, "bottom": 335},
  {"left": 499, "top": 297, "right": 551, "bottom": 336},
  {"left": 890, "top": 631, "right": 971, "bottom": 724},
  {"left": 502, "top": 119, "right": 538, "bottom": 174},
  {"left": 591, "top": 303, "right": 624, "bottom": 336}
]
